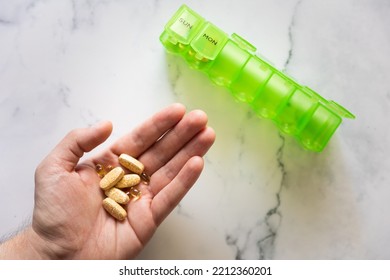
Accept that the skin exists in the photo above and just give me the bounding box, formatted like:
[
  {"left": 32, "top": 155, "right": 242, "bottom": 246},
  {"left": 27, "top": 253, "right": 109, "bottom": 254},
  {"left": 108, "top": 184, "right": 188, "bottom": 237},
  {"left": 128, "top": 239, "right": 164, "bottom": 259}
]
[{"left": 0, "top": 103, "right": 215, "bottom": 259}]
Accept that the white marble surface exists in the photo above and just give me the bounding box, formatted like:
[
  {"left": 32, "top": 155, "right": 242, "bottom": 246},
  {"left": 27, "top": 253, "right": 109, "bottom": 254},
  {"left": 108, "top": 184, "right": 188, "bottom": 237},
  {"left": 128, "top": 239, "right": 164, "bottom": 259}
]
[{"left": 1, "top": 0, "right": 390, "bottom": 259}]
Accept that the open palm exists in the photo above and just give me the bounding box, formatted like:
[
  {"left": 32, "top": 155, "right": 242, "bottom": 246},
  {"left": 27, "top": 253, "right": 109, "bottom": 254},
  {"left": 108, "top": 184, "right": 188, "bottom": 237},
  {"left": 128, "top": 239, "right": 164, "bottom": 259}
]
[{"left": 32, "top": 103, "right": 215, "bottom": 259}]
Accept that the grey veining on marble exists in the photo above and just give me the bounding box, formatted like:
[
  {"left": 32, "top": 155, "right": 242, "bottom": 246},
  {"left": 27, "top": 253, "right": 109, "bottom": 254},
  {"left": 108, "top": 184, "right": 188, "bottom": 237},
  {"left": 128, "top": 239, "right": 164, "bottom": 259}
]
[{"left": 1, "top": 0, "right": 390, "bottom": 259}]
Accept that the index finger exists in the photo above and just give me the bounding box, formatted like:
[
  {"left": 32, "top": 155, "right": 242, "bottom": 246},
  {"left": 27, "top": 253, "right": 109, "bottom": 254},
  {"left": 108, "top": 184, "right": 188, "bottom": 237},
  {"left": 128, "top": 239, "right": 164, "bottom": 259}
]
[{"left": 110, "top": 103, "right": 186, "bottom": 157}]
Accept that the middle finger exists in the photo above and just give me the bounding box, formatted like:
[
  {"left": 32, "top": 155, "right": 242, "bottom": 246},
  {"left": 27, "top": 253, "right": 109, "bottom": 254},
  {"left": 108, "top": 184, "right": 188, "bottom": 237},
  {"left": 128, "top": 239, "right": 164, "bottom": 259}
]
[{"left": 138, "top": 109, "right": 208, "bottom": 175}]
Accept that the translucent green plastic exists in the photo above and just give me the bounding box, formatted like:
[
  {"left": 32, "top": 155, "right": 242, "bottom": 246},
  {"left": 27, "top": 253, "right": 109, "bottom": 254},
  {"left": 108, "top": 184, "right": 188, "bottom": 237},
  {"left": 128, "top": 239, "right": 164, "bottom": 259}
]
[{"left": 160, "top": 5, "right": 355, "bottom": 152}]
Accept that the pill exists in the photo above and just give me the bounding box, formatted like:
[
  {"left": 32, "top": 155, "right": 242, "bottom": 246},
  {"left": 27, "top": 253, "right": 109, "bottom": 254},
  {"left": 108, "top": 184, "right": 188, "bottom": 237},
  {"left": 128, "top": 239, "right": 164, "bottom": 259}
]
[
  {"left": 104, "top": 187, "right": 130, "bottom": 204},
  {"left": 126, "top": 187, "right": 141, "bottom": 201},
  {"left": 102, "top": 197, "right": 127, "bottom": 221},
  {"left": 116, "top": 174, "right": 141, "bottom": 189},
  {"left": 119, "top": 154, "right": 144, "bottom": 174},
  {"left": 95, "top": 164, "right": 114, "bottom": 178},
  {"left": 99, "top": 166, "right": 124, "bottom": 190},
  {"left": 139, "top": 172, "right": 150, "bottom": 184},
  {"left": 95, "top": 164, "right": 106, "bottom": 178}
]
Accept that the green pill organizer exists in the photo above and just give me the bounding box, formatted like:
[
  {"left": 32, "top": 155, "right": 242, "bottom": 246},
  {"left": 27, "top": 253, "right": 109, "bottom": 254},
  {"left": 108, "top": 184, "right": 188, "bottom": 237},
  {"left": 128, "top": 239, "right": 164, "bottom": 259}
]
[{"left": 160, "top": 5, "right": 355, "bottom": 152}]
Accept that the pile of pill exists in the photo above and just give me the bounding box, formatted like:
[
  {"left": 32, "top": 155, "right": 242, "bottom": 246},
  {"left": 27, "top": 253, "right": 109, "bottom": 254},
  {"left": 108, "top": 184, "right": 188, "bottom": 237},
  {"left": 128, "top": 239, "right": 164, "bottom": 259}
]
[{"left": 96, "top": 153, "right": 149, "bottom": 221}]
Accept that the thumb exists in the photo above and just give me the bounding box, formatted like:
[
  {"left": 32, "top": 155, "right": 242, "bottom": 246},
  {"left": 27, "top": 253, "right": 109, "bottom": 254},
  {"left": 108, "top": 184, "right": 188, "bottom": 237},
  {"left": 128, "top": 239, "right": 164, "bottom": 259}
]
[{"left": 43, "top": 121, "right": 113, "bottom": 172}]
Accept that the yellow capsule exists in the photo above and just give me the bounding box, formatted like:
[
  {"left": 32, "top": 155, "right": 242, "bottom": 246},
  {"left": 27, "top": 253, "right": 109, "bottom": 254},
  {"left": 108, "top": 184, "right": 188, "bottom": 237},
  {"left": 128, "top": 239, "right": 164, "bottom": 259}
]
[
  {"left": 140, "top": 172, "right": 151, "bottom": 184},
  {"left": 104, "top": 187, "right": 130, "bottom": 204},
  {"left": 95, "top": 164, "right": 106, "bottom": 178},
  {"left": 99, "top": 167, "right": 124, "bottom": 190},
  {"left": 126, "top": 187, "right": 141, "bottom": 201},
  {"left": 116, "top": 174, "right": 141, "bottom": 189},
  {"left": 102, "top": 197, "right": 127, "bottom": 221},
  {"left": 119, "top": 154, "right": 144, "bottom": 175}
]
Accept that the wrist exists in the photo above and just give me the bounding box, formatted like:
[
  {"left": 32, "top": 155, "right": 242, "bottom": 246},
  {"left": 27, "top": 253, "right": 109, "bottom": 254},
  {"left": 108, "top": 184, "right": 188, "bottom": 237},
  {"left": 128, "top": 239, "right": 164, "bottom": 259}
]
[{"left": 0, "top": 227, "right": 53, "bottom": 259}]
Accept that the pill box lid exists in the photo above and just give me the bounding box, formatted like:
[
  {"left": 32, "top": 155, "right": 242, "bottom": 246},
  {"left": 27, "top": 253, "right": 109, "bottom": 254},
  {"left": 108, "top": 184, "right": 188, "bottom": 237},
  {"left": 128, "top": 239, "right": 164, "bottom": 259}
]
[{"left": 163, "top": 5, "right": 205, "bottom": 45}]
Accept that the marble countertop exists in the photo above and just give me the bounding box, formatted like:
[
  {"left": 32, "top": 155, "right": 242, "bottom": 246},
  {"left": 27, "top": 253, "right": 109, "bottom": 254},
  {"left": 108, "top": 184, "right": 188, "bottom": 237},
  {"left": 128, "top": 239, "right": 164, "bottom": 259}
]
[{"left": 1, "top": 0, "right": 390, "bottom": 259}]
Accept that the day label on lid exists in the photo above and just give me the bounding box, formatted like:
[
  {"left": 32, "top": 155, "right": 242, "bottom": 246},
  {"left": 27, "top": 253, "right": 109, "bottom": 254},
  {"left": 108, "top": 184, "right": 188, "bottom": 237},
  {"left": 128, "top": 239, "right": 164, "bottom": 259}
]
[
  {"left": 168, "top": 9, "right": 203, "bottom": 44},
  {"left": 191, "top": 23, "right": 228, "bottom": 60}
]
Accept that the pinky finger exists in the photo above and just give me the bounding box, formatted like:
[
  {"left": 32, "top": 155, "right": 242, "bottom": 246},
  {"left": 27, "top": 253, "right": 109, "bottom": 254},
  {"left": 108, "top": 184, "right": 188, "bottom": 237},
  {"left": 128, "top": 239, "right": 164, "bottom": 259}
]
[{"left": 151, "top": 156, "right": 204, "bottom": 225}]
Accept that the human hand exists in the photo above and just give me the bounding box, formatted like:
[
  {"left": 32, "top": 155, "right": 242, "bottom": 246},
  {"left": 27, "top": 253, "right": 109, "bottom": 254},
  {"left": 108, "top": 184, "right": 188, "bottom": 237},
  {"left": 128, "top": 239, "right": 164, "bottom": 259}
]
[{"left": 0, "top": 103, "right": 215, "bottom": 259}]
